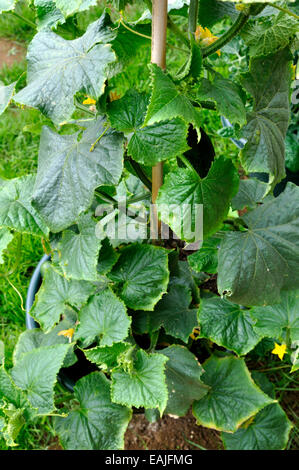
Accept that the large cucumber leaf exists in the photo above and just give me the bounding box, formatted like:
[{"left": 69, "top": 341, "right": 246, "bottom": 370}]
[
  {"left": 11, "top": 344, "right": 70, "bottom": 414},
  {"left": 198, "top": 297, "right": 261, "bottom": 355},
  {"left": 198, "top": 0, "right": 237, "bottom": 27},
  {"left": 0, "top": 0, "right": 15, "bottom": 13},
  {"left": 31, "top": 265, "right": 94, "bottom": 332},
  {"left": 111, "top": 349, "right": 168, "bottom": 414},
  {"left": 161, "top": 345, "right": 209, "bottom": 417},
  {"left": 55, "top": 372, "right": 132, "bottom": 450},
  {"left": 32, "top": 118, "right": 123, "bottom": 232},
  {"left": 56, "top": 213, "right": 103, "bottom": 281},
  {"left": 54, "top": 0, "right": 97, "bottom": 17},
  {"left": 231, "top": 178, "right": 269, "bottom": 211},
  {"left": 83, "top": 342, "right": 132, "bottom": 370},
  {"left": 14, "top": 15, "right": 116, "bottom": 124},
  {"left": 251, "top": 290, "right": 299, "bottom": 343},
  {"left": 0, "top": 175, "right": 49, "bottom": 237},
  {"left": 240, "top": 48, "right": 292, "bottom": 190},
  {"left": 156, "top": 156, "right": 239, "bottom": 240},
  {"left": 241, "top": 13, "right": 298, "bottom": 57},
  {"left": 193, "top": 355, "right": 274, "bottom": 432},
  {"left": 33, "top": 0, "right": 65, "bottom": 31},
  {"left": 75, "top": 289, "right": 131, "bottom": 347},
  {"left": 218, "top": 183, "right": 299, "bottom": 305},
  {"left": 108, "top": 244, "right": 169, "bottom": 311},
  {"left": 144, "top": 64, "right": 202, "bottom": 135}
]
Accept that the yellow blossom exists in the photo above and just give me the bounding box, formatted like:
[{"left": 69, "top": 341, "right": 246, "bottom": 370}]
[
  {"left": 272, "top": 342, "right": 287, "bottom": 361},
  {"left": 58, "top": 328, "right": 75, "bottom": 342},
  {"left": 83, "top": 97, "right": 96, "bottom": 105},
  {"left": 190, "top": 326, "right": 201, "bottom": 340},
  {"left": 109, "top": 91, "right": 121, "bottom": 102},
  {"left": 195, "top": 25, "right": 221, "bottom": 56}
]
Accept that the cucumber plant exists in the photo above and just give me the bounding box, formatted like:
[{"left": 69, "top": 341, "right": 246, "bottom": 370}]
[{"left": 0, "top": 0, "right": 298, "bottom": 450}]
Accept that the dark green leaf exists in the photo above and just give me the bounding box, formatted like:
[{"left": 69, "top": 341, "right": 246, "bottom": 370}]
[
  {"left": 231, "top": 178, "right": 269, "bottom": 211},
  {"left": 188, "top": 237, "right": 220, "bottom": 274},
  {"left": 198, "top": 0, "right": 237, "bottom": 28}
]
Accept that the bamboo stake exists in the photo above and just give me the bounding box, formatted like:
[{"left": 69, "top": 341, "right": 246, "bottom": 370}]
[{"left": 151, "top": 0, "right": 168, "bottom": 238}]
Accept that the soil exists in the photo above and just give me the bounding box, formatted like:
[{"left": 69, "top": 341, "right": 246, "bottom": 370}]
[
  {"left": 124, "top": 410, "right": 223, "bottom": 450},
  {"left": 0, "top": 38, "right": 25, "bottom": 68}
]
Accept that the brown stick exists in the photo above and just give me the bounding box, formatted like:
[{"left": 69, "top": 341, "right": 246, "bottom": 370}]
[{"left": 151, "top": 0, "right": 168, "bottom": 237}]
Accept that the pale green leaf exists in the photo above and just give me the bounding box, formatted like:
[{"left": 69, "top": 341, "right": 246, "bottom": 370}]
[
  {"left": 11, "top": 344, "right": 70, "bottom": 414},
  {"left": 0, "top": 0, "right": 15, "bottom": 13},
  {"left": 83, "top": 342, "right": 132, "bottom": 370},
  {"left": 193, "top": 355, "right": 274, "bottom": 432},
  {"left": 218, "top": 183, "right": 299, "bottom": 305},
  {"left": 32, "top": 118, "right": 124, "bottom": 232},
  {"left": 241, "top": 13, "right": 299, "bottom": 57},
  {"left": 111, "top": 349, "right": 168, "bottom": 414},
  {"left": 0, "top": 175, "right": 49, "bottom": 237},
  {"left": 162, "top": 345, "right": 209, "bottom": 417},
  {"left": 34, "top": 0, "right": 65, "bottom": 31},
  {"left": 54, "top": 0, "right": 97, "bottom": 17},
  {"left": 14, "top": 15, "right": 116, "bottom": 124},
  {"left": 55, "top": 372, "right": 132, "bottom": 450},
  {"left": 108, "top": 244, "right": 169, "bottom": 311},
  {"left": 31, "top": 265, "right": 94, "bottom": 332},
  {"left": 0, "top": 228, "right": 13, "bottom": 264},
  {"left": 75, "top": 289, "right": 131, "bottom": 347},
  {"left": 0, "top": 81, "right": 16, "bottom": 115},
  {"left": 198, "top": 297, "right": 261, "bottom": 355}
]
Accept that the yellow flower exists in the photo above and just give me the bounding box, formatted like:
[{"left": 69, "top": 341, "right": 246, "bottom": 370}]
[
  {"left": 195, "top": 25, "right": 221, "bottom": 56},
  {"left": 190, "top": 326, "right": 201, "bottom": 340},
  {"left": 83, "top": 97, "right": 96, "bottom": 105},
  {"left": 58, "top": 328, "right": 75, "bottom": 342},
  {"left": 272, "top": 342, "right": 287, "bottom": 361},
  {"left": 109, "top": 91, "right": 121, "bottom": 102}
]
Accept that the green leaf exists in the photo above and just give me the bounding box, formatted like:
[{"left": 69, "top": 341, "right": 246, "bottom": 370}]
[
  {"left": 32, "top": 118, "right": 124, "bottom": 232},
  {"left": 34, "top": 0, "right": 65, "bottom": 31},
  {"left": 144, "top": 64, "right": 202, "bottom": 135},
  {"left": 14, "top": 15, "right": 116, "bottom": 125},
  {"left": 231, "top": 178, "right": 269, "bottom": 211},
  {"left": 111, "top": 349, "right": 168, "bottom": 414},
  {"left": 107, "top": 89, "right": 149, "bottom": 132},
  {"left": 218, "top": 183, "right": 299, "bottom": 305},
  {"left": 97, "top": 238, "right": 119, "bottom": 275},
  {"left": 188, "top": 237, "right": 220, "bottom": 274},
  {"left": 240, "top": 48, "right": 292, "bottom": 190},
  {"left": 55, "top": 372, "right": 132, "bottom": 450},
  {"left": 285, "top": 131, "right": 299, "bottom": 173},
  {"left": 0, "top": 175, "right": 49, "bottom": 237},
  {"left": 128, "top": 118, "right": 189, "bottom": 166},
  {"left": 11, "top": 344, "right": 70, "bottom": 414},
  {"left": 31, "top": 265, "right": 94, "bottom": 332},
  {"left": 197, "top": 76, "right": 246, "bottom": 126},
  {"left": 241, "top": 13, "right": 299, "bottom": 57},
  {"left": 198, "top": 0, "right": 237, "bottom": 27},
  {"left": 168, "top": 252, "right": 200, "bottom": 303},
  {"left": 1, "top": 408, "right": 25, "bottom": 447},
  {"left": 108, "top": 244, "right": 169, "bottom": 311},
  {"left": 0, "top": 367, "right": 31, "bottom": 411},
  {"left": 157, "top": 156, "right": 239, "bottom": 240},
  {"left": 162, "top": 345, "right": 209, "bottom": 417},
  {"left": 148, "top": 285, "right": 198, "bottom": 343},
  {"left": 176, "top": 39, "right": 202, "bottom": 81},
  {"left": 83, "top": 342, "right": 132, "bottom": 370},
  {"left": 222, "top": 371, "right": 292, "bottom": 450},
  {"left": 13, "top": 321, "right": 77, "bottom": 368},
  {"left": 251, "top": 290, "right": 299, "bottom": 343},
  {"left": 54, "top": 0, "right": 97, "bottom": 17},
  {"left": 0, "top": 81, "right": 16, "bottom": 115},
  {"left": 193, "top": 355, "right": 273, "bottom": 432},
  {"left": 0, "top": 0, "right": 15, "bottom": 13},
  {"left": 0, "top": 228, "right": 13, "bottom": 264},
  {"left": 75, "top": 289, "right": 131, "bottom": 347},
  {"left": 108, "top": 90, "right": 189, "bottom": 166},
  {"left": 198, "top": 297, "right": 261, "bottom": 355},
  {"left": 56, "top": 213, "right": 103, "bottom": 281}
]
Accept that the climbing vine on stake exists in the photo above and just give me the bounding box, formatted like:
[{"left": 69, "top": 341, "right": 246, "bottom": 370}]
[{"left": 0, "top": 0, "right": 298, "bottom": 450}]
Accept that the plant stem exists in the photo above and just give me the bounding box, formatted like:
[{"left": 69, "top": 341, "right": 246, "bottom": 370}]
[
  {"left": 178, "top": 154, "right": 199, "bottom": 178},
  {"left": 74, "top": 99, "right": 96, "bottom": 116},
  {"left": 270, "top": 3, "right": 299, "bottom": 20},
  {"left": 188, "top": 0, "right": 199, "bottom": 36},
  {"left": 89, "top": 126, "right": 109, "bottom": 152},
  {"left": 9, "top": 11, "right": 36, "bottom": 29},
  {"left": 202, "top": 12, "right": 250, "bottom": 58},
  {"left": 127, "top": 157, "right": 152, "bottom": 191}
]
